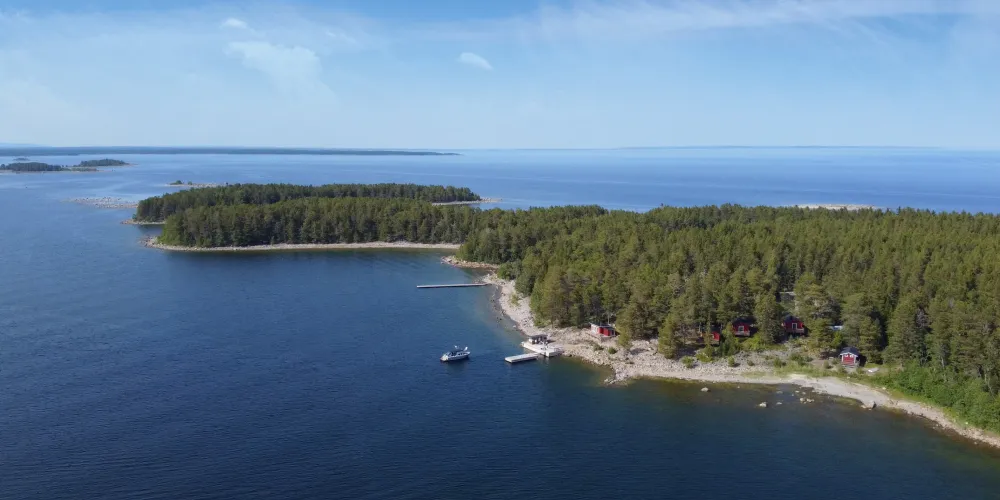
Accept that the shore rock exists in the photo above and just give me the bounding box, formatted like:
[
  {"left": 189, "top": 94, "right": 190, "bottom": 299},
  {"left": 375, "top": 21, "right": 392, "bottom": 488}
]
[
  {"left": 701, "top": 387, "right": 710, "bottom": 392},
  {"left": 759, "top": 402, "right": 768, "bottom": 408}
]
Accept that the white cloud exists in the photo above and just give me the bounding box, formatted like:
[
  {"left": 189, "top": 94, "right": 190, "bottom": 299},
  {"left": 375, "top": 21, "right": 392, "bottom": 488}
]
[
  {"left": 221, "top": 17, "right": 250, "bottom": 30},
  {"left": 457, "top": 51, "right": 493, "bottom": 70},
  {"left": 226, "top": 41, "right": 328, "bottom": 92}
]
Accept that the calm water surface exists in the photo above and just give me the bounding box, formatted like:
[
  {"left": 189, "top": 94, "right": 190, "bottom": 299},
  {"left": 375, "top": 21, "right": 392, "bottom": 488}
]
[{"left": 2, "top": 149, "right": 1000, "bottom": 499}]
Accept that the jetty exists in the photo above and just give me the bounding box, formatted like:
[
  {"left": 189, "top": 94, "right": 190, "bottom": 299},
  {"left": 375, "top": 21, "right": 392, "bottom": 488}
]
[
  {"left": 416, "top": 283, "right": 488, "bottom": 289},
  {"left": 505, "top": 353, "right": 540, "bottom": 364},
  {"left": 521, "top": 334, "right": 564, "bottom": 358}
]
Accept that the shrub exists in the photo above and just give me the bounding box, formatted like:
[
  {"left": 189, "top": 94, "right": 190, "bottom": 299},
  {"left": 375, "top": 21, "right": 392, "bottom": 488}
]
[
  {"left": 682, "top": 356, "right": 696, "bottom": 369},
  {"left": 607, "top": 347, "right": 618, "bottom": 355},
  {"left": 593, "top": 344, "right": 603, "bottom": 351},
  {"left": 727, "top": 356, "right": 738, "bottom": 368},
  {"left": 696, "top": 347, "right": 714, "bottom": 363},
  {"left": 772, "top": 358, "right": 786, "bottom": 368},
  {"left": 747, "top": 359, "right": 756, "bottom": 367}
]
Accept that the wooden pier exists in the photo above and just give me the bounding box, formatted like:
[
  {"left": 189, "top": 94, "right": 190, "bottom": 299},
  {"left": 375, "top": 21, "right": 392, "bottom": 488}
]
[
  {"left": 416, "top": 283, "right": 488, "bottom": 289},
  {"left": 505, "top": 353, "right": 540, "bottom": 364}
]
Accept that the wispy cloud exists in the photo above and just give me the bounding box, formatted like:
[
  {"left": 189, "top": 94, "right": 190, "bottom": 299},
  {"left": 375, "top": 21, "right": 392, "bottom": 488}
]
[
  {"left": 221, "top": 17, "right": 250, "bottom": 30},
  {"left": 457, "top": 51, "right": 493, "bottom": 70},
  {"left": 226, "top": 41, "right": 330, "bottom": 94}
]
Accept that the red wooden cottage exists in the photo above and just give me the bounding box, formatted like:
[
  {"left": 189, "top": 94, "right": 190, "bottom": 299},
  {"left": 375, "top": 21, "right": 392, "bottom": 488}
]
[
  {"left": 783, "top": 315, "right": 805, "bottom": 336},
  {"left": 731, "top": 318, "right": 753, "bottom": 338},
  {"left": 840, "top": 347, "right": 861, "bottom": 367},
  {"left": 710, "top": 319, "right": 755, "bottom": 343},
  {"left": 590, "top": 323, "right": 618, "bottom": 338}
]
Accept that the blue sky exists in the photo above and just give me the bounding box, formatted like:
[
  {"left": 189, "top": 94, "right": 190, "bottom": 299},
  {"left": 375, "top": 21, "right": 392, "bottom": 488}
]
[{"left": 0, "top": 1, "right": 998, "bottom": 149}]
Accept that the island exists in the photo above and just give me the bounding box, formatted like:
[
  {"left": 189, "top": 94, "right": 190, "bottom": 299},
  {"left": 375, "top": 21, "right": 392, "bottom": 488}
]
[
  {"left": 131, "top": 183, "right": 482, "bottom": 222},
  {"left": 12, "top": 156, "right": 30, "bottom": 161},
  {"left": 0, "top": 158, "right": 130, "bottom": 172},
  {"left": 133, "top": 184, "right": 1000, "bottom": 448}
]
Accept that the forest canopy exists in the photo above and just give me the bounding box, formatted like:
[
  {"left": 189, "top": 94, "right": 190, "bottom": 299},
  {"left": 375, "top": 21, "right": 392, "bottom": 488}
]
[
  {"left": 150, "top": 189, "right": 1000, "bottom": 431},
  {"left": 135, "top": 183, "right": 482, "bottom": 222}
]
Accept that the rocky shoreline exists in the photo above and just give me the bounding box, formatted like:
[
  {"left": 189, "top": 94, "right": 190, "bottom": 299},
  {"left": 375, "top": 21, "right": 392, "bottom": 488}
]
[
  {"left": 441, "top": 255, "right": 498, "bottom": 270},
  {"left": 141, "top": 236, "right": 461, "bottom": 252},
  {"left": 474, "top": 272, "right": 1000, "bottom": 450},
  {"left": 68, "top": 197, "right": 138, "bottom": 209}
]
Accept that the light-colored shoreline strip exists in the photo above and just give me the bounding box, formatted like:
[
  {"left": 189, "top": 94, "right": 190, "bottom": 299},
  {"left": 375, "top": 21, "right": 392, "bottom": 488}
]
[
  {"left": 471, "top": 270, "right": 1000, "bottom": 450},
  {"left": 141, "top": 236, "right": 460, "bottom": 252},
  {"left": 431, "top": 197, "right": 502, "bottom": 206},
  {"left": 122, "top": 219, "right": 166, "bottom": 226}
]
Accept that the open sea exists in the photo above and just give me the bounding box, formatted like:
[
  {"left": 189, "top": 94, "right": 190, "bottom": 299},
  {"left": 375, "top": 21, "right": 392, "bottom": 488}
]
[{"left": 2, "top": 148, "right": 1000, "bottom": 499}]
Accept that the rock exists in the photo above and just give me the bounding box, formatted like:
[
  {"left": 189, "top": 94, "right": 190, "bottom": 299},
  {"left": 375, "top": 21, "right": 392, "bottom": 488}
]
[
  {"left": 758, "top": 402, "right": 768, "bottom": 408},
  {"left": 799, "top": 397, "right": 805, "bottom": 402},
  {"left": 776, "top": 402, "right": 783, "bottom": 405},
  {"left": 701, "top": 387, "right": 710, "bottom": 392},
  {"left": 863, "top": 401, "right": 877, "bottom": 410}
]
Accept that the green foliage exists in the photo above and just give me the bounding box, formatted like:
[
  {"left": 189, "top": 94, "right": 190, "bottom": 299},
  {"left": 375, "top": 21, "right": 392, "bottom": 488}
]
[
  {"left": 727, "top": 356, "right": 738, "bottom": 367},
  {"left": 682, "top": 356, "right": 696, "bottom": 369},
  {"left": 607, "top": 347, "right": 618, "bottom": 355},
  {"left": 880, "top": 364, "right": 1000, "bottom": 433},
  {"left": 77, "top": 158, "right": 127, "bottom": 167},
  {"left": 136, "top": 183, "right": 481, "bottom": 222},
  {"left": 0, "top": 161, "right": 66, "bottom": 172},
  {"left": 657, "top": 313, "right": 680, "bottom": 359},
  {"left": 753, "top": 292, "right": 783, "bottom": 344},
  {"left": 696, "top": 348, "right": 714, "bottom": 363},
  {"left": 772, "top": 358, "right": 787, "bottom": 368}
]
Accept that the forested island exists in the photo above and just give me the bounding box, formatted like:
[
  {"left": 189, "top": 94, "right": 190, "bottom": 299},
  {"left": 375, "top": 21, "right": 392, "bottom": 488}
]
[
  {"left": 141, "top": 185, "right": 1000, "bottom": 436},
  {"left": 1, "top": 158, "right": 129, "bottom": 172},
  {"left": 134, "top": 183, "right": 481, "bottom": 222}
]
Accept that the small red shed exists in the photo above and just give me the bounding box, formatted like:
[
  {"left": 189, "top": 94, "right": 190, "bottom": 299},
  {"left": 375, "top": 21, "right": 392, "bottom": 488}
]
[
  {"left": 731, "top": 319, "right": 753, "bottom": 337},
  {"left": 590, "top": 323, "right": 617, "bottom": 338},
  {"left": 710, "top": 330, "right": 721, "bottom": 345},
  {"left": 840, "top": 347, "right": 861, "bottom": 367},
  {"left": 783, "top": 315, "right": 805, "bottom": 335}
]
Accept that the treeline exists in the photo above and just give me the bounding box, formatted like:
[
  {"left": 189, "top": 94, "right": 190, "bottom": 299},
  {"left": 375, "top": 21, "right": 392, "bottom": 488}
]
[
  {"left": 1, "top": 162, "right": 66, "bottom": 172},
  {"left": 153, "top": 196, "right": 1000, "bottom": 430},
  {"left": 135, "top": 183, "right": 481, "bottom": 222},
  {"left": 159, "top": 198, "right": 480, "bottom": 247},
  {"left": 77, "top": 159, "right": 128, "bottom": 167},
  {"left": 1, "top": 158, "right": 127, "bottom": 172}
]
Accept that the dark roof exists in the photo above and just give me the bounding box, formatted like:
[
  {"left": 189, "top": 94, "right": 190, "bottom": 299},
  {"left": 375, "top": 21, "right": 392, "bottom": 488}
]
[
  {"left": 840, "top": 347, "right": 861, "bottom": 356},
  {"left": 732, "top": 317, "right": 754, "bottom": 324},
  {"left": 783, "top": 314, "right": 801, "bottom": 321}
]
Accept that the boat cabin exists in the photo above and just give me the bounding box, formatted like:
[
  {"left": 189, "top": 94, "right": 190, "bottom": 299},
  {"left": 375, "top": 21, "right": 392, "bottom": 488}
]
[
  {"left": 783, "top": 315, "right": 805, "bottom": 335},
  {"left": 840, "top": 347, "right": 862, "bottom": 367},
  {"left": 590, "top": 323, "right": 618, "bottom": 338}
]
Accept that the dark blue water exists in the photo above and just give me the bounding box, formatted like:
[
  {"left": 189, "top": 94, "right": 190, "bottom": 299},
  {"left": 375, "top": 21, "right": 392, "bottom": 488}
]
[{"left": 3, "top": 149, "right": 1000, "bottom": 499}]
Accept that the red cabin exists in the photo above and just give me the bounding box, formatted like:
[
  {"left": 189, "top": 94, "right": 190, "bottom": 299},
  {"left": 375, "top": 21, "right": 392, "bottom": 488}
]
[
  {"left": 840, "top": 347, "right": 861, "bottom": 367},
  {"left": 731, "top": 319, "right": 753, "bottom": 337},
  {"left": 590, "top": 323, "right": 617, "bottom": 338},
  {"left": 783, "top": 315, "right": 805, "bottom": 335},
  {"left": 710, "top": 330, "right": 721, "bottom": 344}
]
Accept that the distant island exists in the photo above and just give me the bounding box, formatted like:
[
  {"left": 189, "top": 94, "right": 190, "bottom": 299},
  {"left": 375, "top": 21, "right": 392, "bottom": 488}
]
[
  {"left": 1, "top": 158, "right": 130, "bottom": 172},
  {"left": 13, "top": 156, "right": 29, "bottom": 161},
  {"left": 133, "top": 182, "right": 1000, "bottom": 448},
  {"left": 0, "top": 146, "right": 458, "bottom": 157}
]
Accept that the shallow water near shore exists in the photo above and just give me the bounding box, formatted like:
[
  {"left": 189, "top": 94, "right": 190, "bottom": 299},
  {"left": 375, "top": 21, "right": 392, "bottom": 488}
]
[{"left": 3, "top": 149, "right": 1000, "bottom": 499}]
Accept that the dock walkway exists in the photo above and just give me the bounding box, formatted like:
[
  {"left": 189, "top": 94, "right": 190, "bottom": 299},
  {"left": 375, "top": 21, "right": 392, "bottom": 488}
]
[{"left": 505, "top": 353, "right": 540, "bottom": 364}]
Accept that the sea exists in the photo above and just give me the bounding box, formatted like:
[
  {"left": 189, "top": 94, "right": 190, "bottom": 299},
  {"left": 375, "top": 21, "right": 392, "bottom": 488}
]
[{"left": 2, "top": 148, "right": 1000, "bottom": 500}]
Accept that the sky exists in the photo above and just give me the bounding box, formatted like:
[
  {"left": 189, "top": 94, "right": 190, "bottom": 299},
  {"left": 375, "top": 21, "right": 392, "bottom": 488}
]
[{"left": 0, "top": 0, "right": 998, "bottom": 149}]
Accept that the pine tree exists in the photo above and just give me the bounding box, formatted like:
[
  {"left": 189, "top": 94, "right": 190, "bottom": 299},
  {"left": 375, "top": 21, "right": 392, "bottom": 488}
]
[
  {"left": 753, "top": 292, "right": 783, "bottom": 345},
  {"left": 886, "top": 296, "right": 927, "bottom": 364},
  {"left": 657, "top": 313, "right": 680, "bottom": 359}
]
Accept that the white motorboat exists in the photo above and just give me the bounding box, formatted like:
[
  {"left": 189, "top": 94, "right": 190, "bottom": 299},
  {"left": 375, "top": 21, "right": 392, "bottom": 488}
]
[{"left": 441, "top": 346, "right": 470, "bottom": 362}]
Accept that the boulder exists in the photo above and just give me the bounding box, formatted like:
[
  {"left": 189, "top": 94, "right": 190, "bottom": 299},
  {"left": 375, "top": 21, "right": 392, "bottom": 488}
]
[
  {"left": 701, "top": 387, "right": 710, "bottom": 393},
  {"left": 758, "top": 402, "right": 768, "bottom": 408}
]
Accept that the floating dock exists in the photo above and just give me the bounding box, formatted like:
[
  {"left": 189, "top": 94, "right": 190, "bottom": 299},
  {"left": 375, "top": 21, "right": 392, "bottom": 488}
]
[
  {"left": 505, "top": 353, "right": 540, "bottom": 364},
  {"left": 521, "top": 340, "right": 564, "bottom": 358},
  {"left": 416, "top": 283, "right": 488, "bottom": 289}
]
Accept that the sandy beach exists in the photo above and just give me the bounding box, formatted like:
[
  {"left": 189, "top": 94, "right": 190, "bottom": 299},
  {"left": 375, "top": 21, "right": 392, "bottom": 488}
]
[
  {"left": 479, "top": 273, "right": 1000, "bottom": 449},
  {"left": 793, "top": 203, "right": 879, "bottom": 211},
  {"left": 142, "top": 236, "right": 460, "bottom": 252}
]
